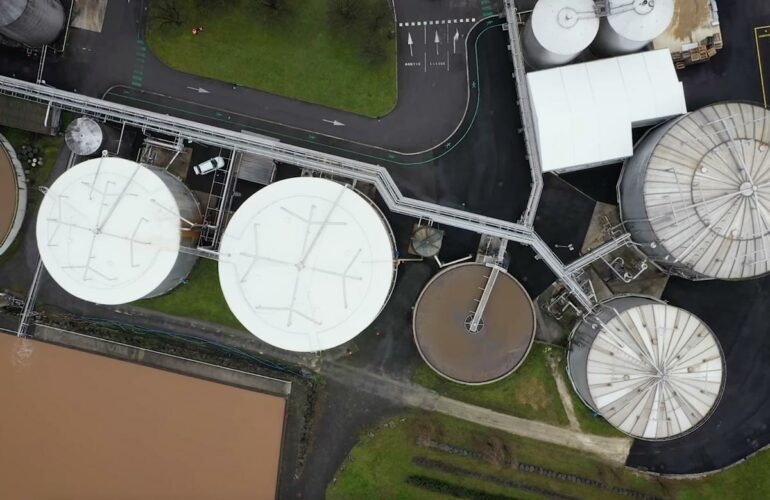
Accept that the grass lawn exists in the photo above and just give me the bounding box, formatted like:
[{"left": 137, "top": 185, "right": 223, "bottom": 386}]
[
  {"left": 327, "top": 412, "right": 670, "bottom": 500},
  {"left": 413, "top": 343, "right": 569, "bottom": 427},
  {"left": 328, "top": 412, "right": 770, "bottom": 499},
  {"left": 413, "top": 342, "right": 623, "bottom": 436},
  {"left": 146, "top": 0, "right": 397, "bottom": 117},
  {"left": 136, "top": 259, "right": 243, "bottom": 330}
]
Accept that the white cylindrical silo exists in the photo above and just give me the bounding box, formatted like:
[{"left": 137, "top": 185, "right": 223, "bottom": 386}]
[
  {"left": 567, "top": 295, "right": 725, "bottom": 441},
  {"left": 619, "top": 102, "right": 770, "bottom": 280},
  {"left": 522, "top": 0, "right": 600, "bottom": 69},
  {"left": 218, "top": 177, "right": 397, "bottom": 352},
  {"left": 37, "top": 157, "right": 201, "bottom": 304},
  {"left": 592, "top": 0, "right": 675, "bottom": 56},
  {"left": 0, "top": 0, "right": 65, "bottom": 48}
]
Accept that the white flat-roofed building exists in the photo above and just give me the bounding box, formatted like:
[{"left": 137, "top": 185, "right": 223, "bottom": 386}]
[
  {"left": 527, "top": 49, "right": 686, "bottom": 173},
  {"left": 218, "top": 177, "right": 397, "bottom": 353},
  {"left": 36, "top": 157, "right": 200, "bottom": 304}
]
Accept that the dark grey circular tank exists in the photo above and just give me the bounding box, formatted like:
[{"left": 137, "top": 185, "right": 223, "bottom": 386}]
[
  {"left": 65, "top": 117, "right": 118, "bottom": 157},
  {"left": 0, "top": 0, "right": 65, "bottom": 48}
]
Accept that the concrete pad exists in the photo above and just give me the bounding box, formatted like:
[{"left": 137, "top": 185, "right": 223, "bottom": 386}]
[{"left": 72, "top": 0, "right": 109, "bottom": 33}]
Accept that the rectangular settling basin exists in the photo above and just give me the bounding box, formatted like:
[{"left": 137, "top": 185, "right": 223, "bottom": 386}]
[{"left": 0, "top": 333, "right": 286, "bottom": 500}]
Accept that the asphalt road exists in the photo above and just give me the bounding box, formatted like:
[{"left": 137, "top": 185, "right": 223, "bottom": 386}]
[{"left": 1, "top": 0, "right": 498, "bottom": 155}]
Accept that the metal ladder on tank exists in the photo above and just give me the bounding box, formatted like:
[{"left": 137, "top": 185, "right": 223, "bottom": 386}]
[{"left": 200, "top": 168, "right": 229, "bottom": 246}]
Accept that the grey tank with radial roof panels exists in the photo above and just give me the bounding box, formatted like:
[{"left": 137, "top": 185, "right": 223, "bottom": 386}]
[
  {"left": 619, "top": 102, "right": 770, "bottom": 280},
  {"left": 567, "top": 295, "right": 725, "bottom": 441},
  {"left": 0, "top": 0, "right": 65, "bottom": 48}
]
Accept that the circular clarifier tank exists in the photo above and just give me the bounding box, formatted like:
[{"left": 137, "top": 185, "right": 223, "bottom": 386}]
[
  {"left": 413, "top": 263, "right": 536, "bottom": 385},
  {"left": 218, "top": 177, "right": 397, "bottom": 353}
]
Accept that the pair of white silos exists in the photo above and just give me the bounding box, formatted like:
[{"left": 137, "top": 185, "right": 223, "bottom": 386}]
[{"left": 523, "top": 0, "right": 675, "bottom": 69}]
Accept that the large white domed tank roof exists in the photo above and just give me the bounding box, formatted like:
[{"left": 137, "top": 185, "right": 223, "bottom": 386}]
[
  {"left": 568, "top": 296, "right": 725, "bottom": 441},
  {"left": 218, "top": 177, "right": 396, "bottom": 352},
  {"left": 37, "top": 157, "right": 189, "bottom": 304}
]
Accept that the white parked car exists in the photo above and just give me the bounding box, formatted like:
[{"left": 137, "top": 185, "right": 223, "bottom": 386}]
[{"left": 193, "top": 156, "right": 225, "bottom": 175}]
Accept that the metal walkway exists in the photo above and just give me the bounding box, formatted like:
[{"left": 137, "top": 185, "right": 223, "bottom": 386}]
[{"left": 0, "top": 75, "right": 616, "bottom": 311}]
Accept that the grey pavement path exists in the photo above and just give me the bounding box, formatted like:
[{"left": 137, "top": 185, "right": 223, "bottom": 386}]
[
  {"left": 320, "top": 360, "right": 633, "bottom": 464},
  {"left": 30, "top": 0, "right": 499, "bottom": 154},
  {"left": 547, "top": 354, "right": 580, "bottom": 431}
]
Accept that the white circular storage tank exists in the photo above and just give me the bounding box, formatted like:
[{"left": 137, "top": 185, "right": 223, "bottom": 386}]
[
  {"left": 567, "top": 296, "right": 725, "bottom": 441},
  {"left": 592, "top": 0, "right": 675, "bottom": 56},
  {"left": 523, "top": 0, "right": 600, "bottom": 69},
  {"left": 218, "top": 177, "right": 397, "bottom": 352},
  {"left": 37, "top": 157, "right": 200, "bottom": 304},
  {"left": 620, "top": 102, "right": 770, "bottom": 280}
]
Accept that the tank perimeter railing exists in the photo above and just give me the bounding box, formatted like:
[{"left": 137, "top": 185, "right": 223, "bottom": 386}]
[
  {"left": 0, "top": 76, "right": 595, "bottom": 310},
  {"left": 503, "top": 0, "right": 543, "bottom": 228}
]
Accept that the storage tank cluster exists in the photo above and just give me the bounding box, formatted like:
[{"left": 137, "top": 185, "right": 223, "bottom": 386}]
[
  {"left": 567, "top": 296, "right": 725, "bottom": 440},
  {"left": 522, "top": 0, "right": 674, "bottom": 69},
  {"left": 37, "top": 157, "right": 201, "bottom": 305},
  {"left": 218, "top": 177, "right": 397, "bottom": 353},
  {"left": 412, "top": 263, "right": 536, "bottom": 384},
  {"left": 0, "top": 0, "right": 65, "bottom": 48},
  {"left": 0, "top": 133, "right": 27, "bottom": 257},
  {"left": 619, "top": 102, "right": 770, "bottom": 280}
]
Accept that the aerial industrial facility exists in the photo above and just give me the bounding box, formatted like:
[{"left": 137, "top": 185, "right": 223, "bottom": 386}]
[
  {"left": 36, "top": 157, "right": 200, "bottom": 304},
  {"left": 3, "top": 0, "right": 770, "bottom": 495}
]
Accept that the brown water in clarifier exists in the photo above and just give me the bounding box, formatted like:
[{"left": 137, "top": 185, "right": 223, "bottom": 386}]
[{"left": 0, "top": 334, "right": 285, "bottom": 500}]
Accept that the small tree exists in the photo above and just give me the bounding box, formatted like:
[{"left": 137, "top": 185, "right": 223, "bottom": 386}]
[
  {"left": 329, "top": 0, "right": 360, "bottom": 25},
  {"left": 260, "top": 0, "right": 281, "bottom": 10},
  {"left": 153, "top": 0, "right": 183, "bottom": 28}
]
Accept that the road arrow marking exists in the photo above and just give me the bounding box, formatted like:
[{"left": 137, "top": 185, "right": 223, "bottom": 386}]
[
  {"left": 407, "top": 32, "right": 413, "bottom": 57},
  {"left": 186, "top": 86, "right": 210, "bottom": 93},
  {"left": 453, "top": 28, "right": 460, "bottom": 54},
  {"left": 434, "top": 30, "right": 440, "bottom": 55},
  {"left": 322, "top": 119, "right": 345, "bottom": 126}
]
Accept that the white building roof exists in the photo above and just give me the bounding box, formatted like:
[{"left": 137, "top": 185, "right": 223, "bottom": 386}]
[
  {"left": 218, "top": 177, "right": 395, "bottom": 352},
  {"left": 36, "top": 157, "right": 184, "bottom": 305},
  {"left": 586, "top": 302, "right": 724, "bottom": 440},
  {"left": 527, "top": 49, "right": 686, "bottom": 172}
]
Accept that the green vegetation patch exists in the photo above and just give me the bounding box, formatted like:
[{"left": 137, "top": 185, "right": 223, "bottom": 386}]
[
  {"left": 328, "top": 412, "right": 770, "bottom": 499},
  {"left": 413, "top": 343, "right": 568, "bottom": 427},
  {"left": 2, "top": 128, "right": 63, "bottom": 188},
  {"left": 146, "top": 0, "right": 397, "bottom": 117},
  {"left": 327, "top": 412, "right": 670, "bottom": 500},
  {"left": 136, "top": 259, "right": 243, "bottom": 330}
]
